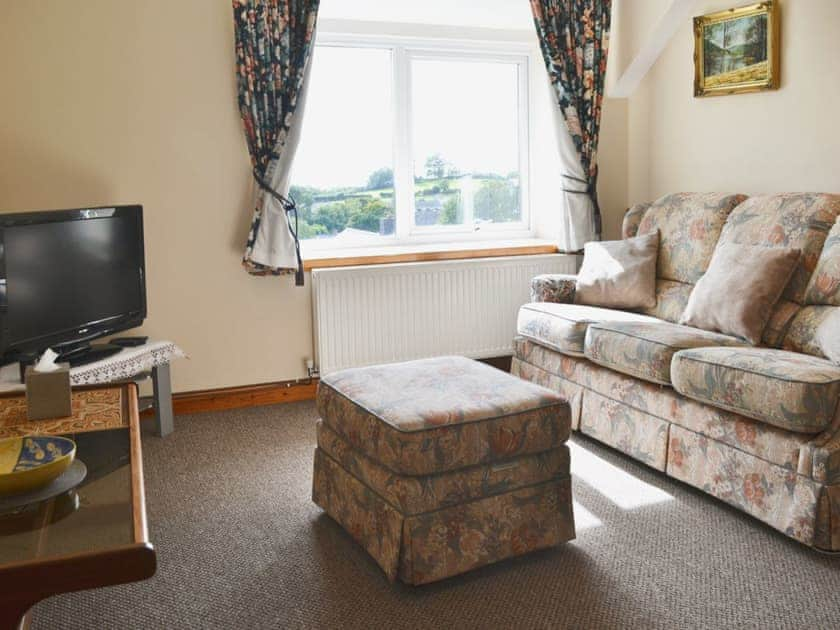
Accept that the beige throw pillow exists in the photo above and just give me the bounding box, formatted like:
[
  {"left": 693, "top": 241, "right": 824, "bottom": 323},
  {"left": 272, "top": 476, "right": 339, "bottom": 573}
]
[
  {"left": 680, "top": 244, "right": 800, "bottom": 344},
  {"left": 574, "top": 231, "right": 659, "bottom": 309}
]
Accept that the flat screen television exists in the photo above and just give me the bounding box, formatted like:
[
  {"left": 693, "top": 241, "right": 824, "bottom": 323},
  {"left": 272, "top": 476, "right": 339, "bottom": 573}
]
[{"left": 0, "top": 205, "right": 146, "bottom": 366}]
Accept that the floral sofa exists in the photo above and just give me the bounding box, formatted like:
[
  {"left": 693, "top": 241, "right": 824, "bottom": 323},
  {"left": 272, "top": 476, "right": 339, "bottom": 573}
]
[{"left": 511, "top": 192, "right": 840, "bottom": 551}]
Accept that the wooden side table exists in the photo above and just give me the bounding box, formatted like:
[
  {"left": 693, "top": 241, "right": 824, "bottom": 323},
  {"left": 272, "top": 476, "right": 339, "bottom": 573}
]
[{"left": 0, "top": 384, "right": 155, "bottom": 630}]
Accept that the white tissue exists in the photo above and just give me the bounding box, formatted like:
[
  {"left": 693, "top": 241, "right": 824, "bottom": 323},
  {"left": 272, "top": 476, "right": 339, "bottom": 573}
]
[{"left": 34, "top": 348, "right": 61, "bottom": 372}]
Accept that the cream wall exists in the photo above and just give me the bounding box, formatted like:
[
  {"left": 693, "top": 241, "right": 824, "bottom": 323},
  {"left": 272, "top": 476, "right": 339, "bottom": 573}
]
[
  {"left": 624, "top": 0, "right": 840, "bottom": 204},
  {"left": 0, "top": 0, "right": 630, "bottom": 392},
  {"left": 0, "top": 1, "right": 313, "bottom": 392},
  {"left": 597, "top": 97, "right": 629, "bottom": 241}
]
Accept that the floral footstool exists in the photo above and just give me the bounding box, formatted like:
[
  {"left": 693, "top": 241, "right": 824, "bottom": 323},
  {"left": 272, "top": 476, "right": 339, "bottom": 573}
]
[{"left": 312, "top": 355, "right": 575, "bottom": 585}]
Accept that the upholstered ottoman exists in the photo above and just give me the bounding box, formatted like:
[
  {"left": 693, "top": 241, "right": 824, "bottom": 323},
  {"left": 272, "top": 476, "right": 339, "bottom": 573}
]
[{"left": 312, "top": 356, "right": 575, "bottom": 585}]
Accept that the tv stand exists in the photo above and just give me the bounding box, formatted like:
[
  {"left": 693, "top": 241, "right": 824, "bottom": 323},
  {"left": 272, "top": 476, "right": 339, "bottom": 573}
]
[
  {"left": 59, "top": 342, "right": 123, "bottom": 367},
  {"left": 3, "top": 340, "right": 184, "bottom": 437}
]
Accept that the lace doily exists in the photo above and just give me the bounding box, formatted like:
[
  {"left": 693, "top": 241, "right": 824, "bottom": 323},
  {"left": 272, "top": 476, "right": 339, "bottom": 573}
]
[
  {"left": 0, "top": 341, "right": 186, "bottom": 392},
  {"left": 70, "top": 341, "right": 186, "bottom": 386}
]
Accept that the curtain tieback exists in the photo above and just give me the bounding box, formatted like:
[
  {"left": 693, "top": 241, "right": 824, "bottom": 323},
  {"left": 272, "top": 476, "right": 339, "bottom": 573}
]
[
  {"left": 253, "top": 168, "right": 305, "bottom": 287},
  {"left": 560, "top": 172, "right": 590, "bottom": 195},
  {"left": 560, "top": 173, "right": 602, "bottom": 239}
]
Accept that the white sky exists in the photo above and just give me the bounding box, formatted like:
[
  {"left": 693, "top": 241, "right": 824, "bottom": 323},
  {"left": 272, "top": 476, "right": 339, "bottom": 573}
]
[
  {"left": 411, "top": 58, "right": 519, "bottom": 179},
  {"left": 292, "top": 46, "right": 393, "bottom": 189},
  {"left": 291, "top": 46, "right": 521, "bottom": 189}
]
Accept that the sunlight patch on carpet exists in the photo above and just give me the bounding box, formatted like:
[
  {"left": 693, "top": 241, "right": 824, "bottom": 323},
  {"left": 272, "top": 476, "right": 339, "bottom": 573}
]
[
  {"left": 572, "top": 500, "right": 602, "bottom": 531},
  {"left": 569, "top": 441, "right": 673, "bottom": 510}
]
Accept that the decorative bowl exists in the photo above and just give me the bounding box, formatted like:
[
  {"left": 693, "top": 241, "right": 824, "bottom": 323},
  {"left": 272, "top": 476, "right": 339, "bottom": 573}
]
[{"left": 0, "top": 436, "right": 76, "bottom": 496}]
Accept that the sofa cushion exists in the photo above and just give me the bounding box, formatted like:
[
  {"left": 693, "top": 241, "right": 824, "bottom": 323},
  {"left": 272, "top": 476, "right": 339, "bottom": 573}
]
[
  {"left": 636, "top": 192, "right": 747, "bottom": 284},
  {"left": 575, "top": 231, "right": 659, "bottom": 309},
  {"left": 718, "top": 193, "right": 840, "bottom": 304},
  {"left": 584, "top": 321, "right": 745, "bottom": 386},
  {"left": 671, "top": 347, "right": 840, "bottom": 434},
  {"left": 680, "top": 243, "right": 800, "bottom": 344},
  {"left": 514, "top": 337, "right": 815, "bottom": 473},
  {"left": 517, "top": 303, "right": 662, "bottom": 356}
]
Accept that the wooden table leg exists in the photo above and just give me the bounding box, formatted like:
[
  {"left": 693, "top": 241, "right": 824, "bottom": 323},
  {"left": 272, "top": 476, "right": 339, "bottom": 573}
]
[
  {"left": 151, "top": 364, "right": 174, "bottom": 437},
  {"left": 0, "top": 598, "right": 34, "bottom": 630}
]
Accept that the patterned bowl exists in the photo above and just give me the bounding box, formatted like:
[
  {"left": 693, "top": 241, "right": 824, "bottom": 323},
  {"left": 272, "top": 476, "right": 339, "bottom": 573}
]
[{"left": 0, "top": 436, "right": 76, "bottom": 496}]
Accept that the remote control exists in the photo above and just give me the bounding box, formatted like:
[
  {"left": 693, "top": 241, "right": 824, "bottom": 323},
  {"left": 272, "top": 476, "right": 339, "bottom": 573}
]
[{"left": 111, "top": 336, "right": 149, "bottom": 347}]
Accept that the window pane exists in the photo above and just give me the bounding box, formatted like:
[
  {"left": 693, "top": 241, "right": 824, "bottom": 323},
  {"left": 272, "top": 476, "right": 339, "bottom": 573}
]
[
  {"left": 291, "top": 46, "right": 395, "bottom": 244},
  {"left": 411, "top": 58, "right": 521, "bottom": 229}
]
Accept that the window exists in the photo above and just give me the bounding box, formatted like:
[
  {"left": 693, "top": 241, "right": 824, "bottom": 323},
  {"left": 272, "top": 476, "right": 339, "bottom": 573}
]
[
  {"left": 291, "top": 46, "right": 396, "bottom": 243},
  {"left": 291, "top": 36, "right": 530, "bottom": 250},
  {"left": 411, "top": 55, "right": 524, "bottom": 232}
]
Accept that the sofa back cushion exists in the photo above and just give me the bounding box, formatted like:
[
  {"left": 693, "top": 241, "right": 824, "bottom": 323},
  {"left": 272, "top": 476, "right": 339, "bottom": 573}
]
[
  {"left": 783, "top": 306, "right": 836, "bottom": 357},
  {"left": 762, "top": 299, "right": 801, "bottom": 347},
  {"left": 817, "top": 310, "right": 840, "bottom": 364},
  {"left": 804, "top": 217, "right": 840, "bottom": 306},
  {"left": 640, "top": 279, "right": 694, "bottom": 322},
  {"left": 621, "top": 202, "right": 651, "bottom": 239},
  {"left": 780, "top": 216, "right": 840, "bottom": 359},
  {"left": 631, "top": 193, "right": 745, "bottom": 322},
  {"left": 717, "top": 193, "right": 840, "bottom": 304},
  {"left": 637, "top": 193, "right": 747, "bottom": 284},
  {"left": 716, "top": 194, "right": 840, "bottom": 354}
]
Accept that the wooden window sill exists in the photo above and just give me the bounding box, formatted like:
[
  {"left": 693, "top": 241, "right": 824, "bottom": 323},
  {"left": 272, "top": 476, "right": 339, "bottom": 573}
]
[{"left": 302, "top": 239, "right": 561, "bottom": 270}]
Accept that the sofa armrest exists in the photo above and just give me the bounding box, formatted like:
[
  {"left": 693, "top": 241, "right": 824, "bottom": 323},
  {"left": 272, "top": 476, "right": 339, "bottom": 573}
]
[{"left": 530, "top": 274, "right": 577, "bottom": 304}]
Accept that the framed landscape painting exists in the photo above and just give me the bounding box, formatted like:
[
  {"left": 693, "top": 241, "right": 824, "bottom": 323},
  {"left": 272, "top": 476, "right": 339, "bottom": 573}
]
[{"left": 694, "top": 1, "right": 780, "bottom": 97}]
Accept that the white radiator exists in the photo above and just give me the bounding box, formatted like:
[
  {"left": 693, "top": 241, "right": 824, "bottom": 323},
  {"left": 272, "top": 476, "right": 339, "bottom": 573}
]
[{"left": 312, "top": 254, "right": 577, "bottom": 375}]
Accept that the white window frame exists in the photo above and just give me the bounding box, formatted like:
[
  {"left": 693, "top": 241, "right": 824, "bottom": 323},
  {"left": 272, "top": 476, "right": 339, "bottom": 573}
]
[{"left": 302, "top": 31, "right": 535, "bottom": 251}]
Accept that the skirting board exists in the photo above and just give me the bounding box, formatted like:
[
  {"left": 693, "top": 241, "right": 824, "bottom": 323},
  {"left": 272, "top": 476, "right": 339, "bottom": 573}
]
[
  {"left": 140, "top": 356, "right": 513, "bottom": 417},
  {"left": 139, "top": 379, "right": 319, "bottom": 418}
]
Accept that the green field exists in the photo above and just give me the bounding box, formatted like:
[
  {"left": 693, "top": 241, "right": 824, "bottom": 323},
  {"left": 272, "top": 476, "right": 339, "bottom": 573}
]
[{"left": 291, "top": 173, "right": 519, "bottom": 239}]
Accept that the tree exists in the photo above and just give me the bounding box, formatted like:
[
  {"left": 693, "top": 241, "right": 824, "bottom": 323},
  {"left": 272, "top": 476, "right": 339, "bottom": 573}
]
[
  {"left": 289, "top": 185, "right": 317, "bottom": 223},
  {"left": 366, "top": 167, "right": 393, "bottom": 190},
  {"left": 348, "top": 197, "right": 393, "bottom": 233},
  {"left": 297, "top": 219, "right": 327, "bottom": 239},
  {"left": 439, "top": 195, "right": 461, "bottom": 225},
  {"left": 424, "top": 153, "right": 447, "bottom": 179},
  {"left": 474, "top": 180, "right": 520, "bottom": 223},
  {"left": 313, "top": 201, "right": 351, "bottom": 234},
  {"left": 435, "top": 179, "right": 452, "bottom": 194}
]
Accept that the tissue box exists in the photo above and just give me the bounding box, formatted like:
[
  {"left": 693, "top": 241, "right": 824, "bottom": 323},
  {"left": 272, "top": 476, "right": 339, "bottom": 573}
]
[{"left": 25, "top": 364, "right": 72, "bottom": 420}]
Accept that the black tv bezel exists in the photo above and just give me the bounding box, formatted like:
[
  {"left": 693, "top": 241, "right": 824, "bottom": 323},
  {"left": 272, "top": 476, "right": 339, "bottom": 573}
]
[{"left": 0, "top": 205, "right": 147, "bottom": 364}]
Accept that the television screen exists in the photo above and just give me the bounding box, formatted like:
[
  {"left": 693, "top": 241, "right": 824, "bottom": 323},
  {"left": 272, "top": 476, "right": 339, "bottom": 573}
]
[{"left": 0, "top": 206, "right": 146, "bottom": 361}]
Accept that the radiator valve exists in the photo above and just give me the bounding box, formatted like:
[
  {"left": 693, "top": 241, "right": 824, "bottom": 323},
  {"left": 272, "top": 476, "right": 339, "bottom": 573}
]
[{"left": 305, "top": 358, "right": 319, "bottom": 381}]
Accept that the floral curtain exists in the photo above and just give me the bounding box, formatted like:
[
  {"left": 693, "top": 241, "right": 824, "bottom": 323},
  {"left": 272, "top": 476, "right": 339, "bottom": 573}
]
[
  {"left": 530, "top": 0, "right": 612, "bottom": 251},
  {"left": 233, "top": 0, "right": 320, "bottom": 284}
]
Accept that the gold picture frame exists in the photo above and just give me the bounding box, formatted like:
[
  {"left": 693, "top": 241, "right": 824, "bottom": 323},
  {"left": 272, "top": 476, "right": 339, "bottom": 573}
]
[{"left": 694, "top": 1, "right": 780, "bottom": 97}]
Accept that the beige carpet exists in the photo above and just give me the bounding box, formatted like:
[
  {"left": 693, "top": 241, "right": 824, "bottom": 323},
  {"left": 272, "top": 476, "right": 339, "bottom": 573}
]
[{"left": 33, "top": 401, "right": 840, "bottom": 629}]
